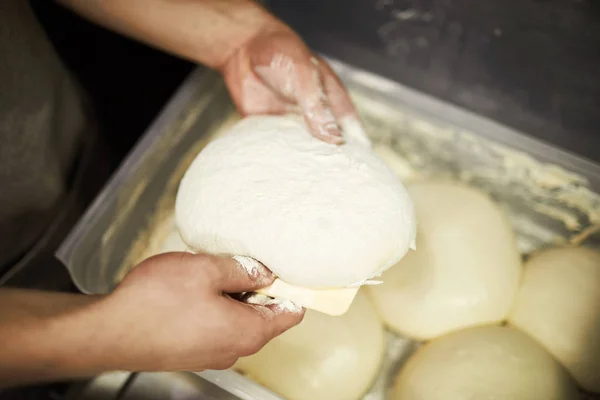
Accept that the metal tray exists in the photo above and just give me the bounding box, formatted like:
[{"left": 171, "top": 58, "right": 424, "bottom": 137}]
[{"left": 57, "top": 59, "right": 600, "bottom": 400}]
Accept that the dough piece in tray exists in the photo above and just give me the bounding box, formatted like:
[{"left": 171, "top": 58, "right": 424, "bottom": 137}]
[
  {"left": 234, "top": 291, "right": 385, "bottom": 400},
  {"left": 369, "top": 181, "right": 522, "bottom": 340},
  {"left": 393, "top": 325, "right": 578, "bottom": 400},
  {"left": 509, "top": 246, "right": 600, "bottom": 393}
]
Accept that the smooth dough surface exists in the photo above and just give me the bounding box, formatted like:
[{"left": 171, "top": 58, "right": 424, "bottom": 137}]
[
  {"left": 393, "top": 326, "right": 578, "bottom": 400},
  {"left": 368, "top": 181, "right": 522, "bottom": 340},
  {"left": 175, "top": 115, "right": 416, "bottom": 288},
  {"left": 508, "top": 246, "right": 600, "bottom": 393},
  {"left": 234, "top": 291, "right": 385, "bottom": 400}
]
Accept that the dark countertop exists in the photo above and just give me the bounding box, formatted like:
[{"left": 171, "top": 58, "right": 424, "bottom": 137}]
[{"left": 267, "top": 0, "right": 600, "bottom": 163}]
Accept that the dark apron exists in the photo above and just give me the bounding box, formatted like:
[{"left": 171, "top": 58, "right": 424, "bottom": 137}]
[
  {"left": 0, "top": 1, "right": 110, "bottom": 291},
  {"left": 0, "top": 3, "right": 112, "bottom": 398}
]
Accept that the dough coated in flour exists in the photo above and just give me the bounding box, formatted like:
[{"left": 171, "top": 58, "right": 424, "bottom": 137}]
[
  {"left": 175, "top": 115, "right": 416, "bottom": 288},
  {"left": 509, "top": 246, "right": 600, "bottom": 393},
  {"left": 392, "top": 326, "right": 578, "bottom": 400},
  {"left": 368, "top": 181, "right": 522, "bottom": 340},
  {"left": 234, "top": 291, "right": 385, "bottom": 400}
]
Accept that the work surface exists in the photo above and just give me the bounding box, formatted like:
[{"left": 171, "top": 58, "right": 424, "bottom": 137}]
[{"left": 268, "top": 0, "right": 600, "bottom": 163}]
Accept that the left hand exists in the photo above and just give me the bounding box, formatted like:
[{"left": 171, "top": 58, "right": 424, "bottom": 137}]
[{"left": 220, "top": 26, "right": 362, "bottom": 145}]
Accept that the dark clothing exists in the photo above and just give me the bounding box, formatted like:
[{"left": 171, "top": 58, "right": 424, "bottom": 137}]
[{"left": 0, "top": 1, "right": 88, "bottom": 272}]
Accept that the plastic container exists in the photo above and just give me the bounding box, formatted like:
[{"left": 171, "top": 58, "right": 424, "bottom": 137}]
[{"left": 57, "top": 59, "right": 600, "bottom": 400}]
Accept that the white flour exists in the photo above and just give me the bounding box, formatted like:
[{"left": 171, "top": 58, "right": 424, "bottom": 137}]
[
  {"left": 232, "top": 255, "right": 269, "bottom": 283},
  {"left": 243, "top": 292, "right": 303, "bottom": 314}
]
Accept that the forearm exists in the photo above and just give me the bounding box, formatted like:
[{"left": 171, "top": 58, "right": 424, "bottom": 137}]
[
  {"left": 0, "top": 289, "right": 116, "bottom": 387},
  {"left": 57, "top": 0, "right": 287, "bottom": 70}
]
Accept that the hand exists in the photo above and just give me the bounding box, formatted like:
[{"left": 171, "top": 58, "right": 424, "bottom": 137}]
[
  {"left": 220, "top": 26, "right": 365, "bottom": 145},
  {"left": 100, "top": 252, "right": 305, "bottom": 372},
  {"left": 57, "top": 0, "right": 365, "bottom": 145}
]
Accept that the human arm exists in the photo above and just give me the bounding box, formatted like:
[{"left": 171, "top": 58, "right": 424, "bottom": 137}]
[
  {"left": 56, "top": 0, "right": 366, "bottom": 144},
  {"left": 0, "top": 253, "right": 303, "bottom": 388}
]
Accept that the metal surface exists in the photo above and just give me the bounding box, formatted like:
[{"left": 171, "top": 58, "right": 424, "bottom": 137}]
[
  {"left": 57, "top": 59, "right": 600, "bottom": 399},
  {"left": 267, "top": 0, "right": 600, "bottom": 164}
]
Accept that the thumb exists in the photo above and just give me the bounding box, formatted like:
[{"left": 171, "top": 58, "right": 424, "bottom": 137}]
[{"left": 206, "top": 255, "right": 275, "bottom": 293}]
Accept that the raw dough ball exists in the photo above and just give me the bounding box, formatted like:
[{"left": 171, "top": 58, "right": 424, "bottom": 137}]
[
  {"left": 175, "top": 115, "right": 416, "bottom": 288},
  {"left": 393, "top": 326, "right": 579, "bottom": 400},
  {"left": 234, "top": 291, "right": 385, "bottom": 400},
  {"left": 368, "top": 181, "right": 522, "bottom": 340},
  {"left": 508, "top": 246, "right": 600, "bottom": 392}
]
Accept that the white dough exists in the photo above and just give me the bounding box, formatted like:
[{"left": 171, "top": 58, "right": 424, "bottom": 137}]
[
  {"left": 508, "top": 246, "right": 600, "bottom": 393},
  {"left": 392, "top": 326, "right": 578, "bottom": 400},
  {"left": 175, "top": 115, "right": 416, "bottom": 288},
  {"left": 368, "top": 181, "right": 522, "bottom": 340},
  {"left": 234, "top": 291, "right": 385, "bottom": 400}
]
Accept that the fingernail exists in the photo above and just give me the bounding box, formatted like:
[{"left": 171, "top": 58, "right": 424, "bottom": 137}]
[
  {"left": 232, "top": 255, "right": 272, "bottom": 284},
  {"left": 321, "top": 122, "right": 345, "bottom": 144},
  {"left": 324, "top": 122, "right": 343, "bottom": 137}
]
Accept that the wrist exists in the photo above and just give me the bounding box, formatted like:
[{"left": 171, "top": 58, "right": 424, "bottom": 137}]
[
  {"left": 0, "top": 289, "right": 115, "bottom": 386},
  {"left": 48, "top": 294, "right": 122, "bottom": 376},
  {"left": 208, "top": 4, "right": 288, "bottom": 72}
]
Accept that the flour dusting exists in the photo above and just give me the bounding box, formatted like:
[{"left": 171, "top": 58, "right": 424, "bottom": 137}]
[
  {"left": 175, "top": 115, "right": 416, "bottom": 288},
  {"left": 244, "top": 292, "right": 303, "bottom": 314},
  {"left": 232, "top": 255, "right": 271, "bottom": 284}
]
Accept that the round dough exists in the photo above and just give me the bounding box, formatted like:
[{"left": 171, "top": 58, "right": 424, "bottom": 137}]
[
  {"left": 175, "top": 115, "right": 416, "bottom": 288},
  {"left": 368, "top": 181, "right": 522, "bottom": 340},
  {"left": 508, "top": 246, "right": 600, "bottom": 392},
  {"left": 393, "top": 326, "right": 579, "bottom": 400},
  {"left": 234, "top": 291, "right": 385, "bottom": 400}
]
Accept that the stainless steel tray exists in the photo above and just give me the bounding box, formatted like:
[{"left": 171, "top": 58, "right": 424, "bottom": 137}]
[{"left": 57, "top": 59, "right": 600, "bottom": 400}]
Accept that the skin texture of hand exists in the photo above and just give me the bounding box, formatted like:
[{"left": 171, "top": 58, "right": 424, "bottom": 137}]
[
  {"left": 57, "top": 0, "right": 366, "bottom": 144},
  {"left": 0, "top": 253, "right": 304, "bottom": 388},
  {"left": 102, "top": 252, "right": 304, "bottom": 372},
  {"left": 220, "top": 27, "right": 362, "bottom": 144}
]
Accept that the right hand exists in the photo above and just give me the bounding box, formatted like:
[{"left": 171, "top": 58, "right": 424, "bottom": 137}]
[
  {"left": 220, "top": 27, "right": 366, "bottom": 145},
  {"left": 98, "top": 252, "right": 304, "bottom": 372}
]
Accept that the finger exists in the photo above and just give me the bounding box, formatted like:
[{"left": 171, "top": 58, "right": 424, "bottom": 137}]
[
  {"left": 318, "top": 58, "right": 372, "bottom": 147},
  {"left": 222, "top": 294, "right": 305, "bottom": 355},
  {"left": 249, "top": 32, "right": 344, "bottom": 144},
  {"left": 287, "top": 58, "right": 345, "bottom": 145},
  {"left": 244, "top": 292, "right": 306, "bottom": 331},
  {"left": 207, "top": 255, "right": 275, "bottom": 293},
  {"left": 318, "top": 57, "right": 357, "bottom": 121},
  {"left": 248, "top": 295, "right": 305, "bottom": 339},
  {"left": 288, "top": 57, "right": 344, "bottom": 145}
]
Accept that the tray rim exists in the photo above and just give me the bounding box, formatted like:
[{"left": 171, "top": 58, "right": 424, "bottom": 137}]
[
  {"left": 55, "top": 57, "right": 600, "bottom": 400},
  {"left": 327, "top": 57, "right": 600, "bottom": 188},
  {"left": 57, "top": 57, "right": 600, "bottom": 281}
]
